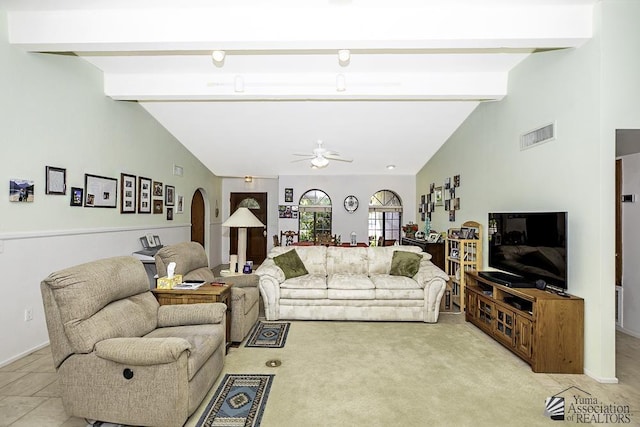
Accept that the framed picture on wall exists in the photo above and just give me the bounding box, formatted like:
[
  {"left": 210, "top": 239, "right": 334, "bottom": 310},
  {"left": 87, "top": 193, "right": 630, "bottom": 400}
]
[
  {"left": 120, "top": 173, "right": 137, "bottom": 213},
  {"left": 45, "top": 166, "right": 66, "bottom": 195},
  {"left": 165, "top": 185, "right": 175, "bottom": 206},
  {"left": 84, "top": 174, "right": 117, "bottom": 208},
  {"left": 138, "top": 176, "right": 152, "bottom": 214},
  {"left": 284, "top": 188, "right": 293, "bottom": 203}
]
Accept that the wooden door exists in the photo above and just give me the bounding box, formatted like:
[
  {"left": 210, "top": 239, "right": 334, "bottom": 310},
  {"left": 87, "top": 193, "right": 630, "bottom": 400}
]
[
  {"left": 229, "top": 192, "right": 267, "bottom": 264},
  {"left": 191, "top": 189, "right": 205, "bottom": 246}
]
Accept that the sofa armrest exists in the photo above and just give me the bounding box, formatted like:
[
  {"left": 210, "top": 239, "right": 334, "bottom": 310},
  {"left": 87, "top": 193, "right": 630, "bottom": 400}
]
[
  {"left": 413, "top": 256, "right": 450, "bottom": 288},
  {"left": 95, "top": 337, "right": 191, "bottom": 365},
  {"left": 157, "top": 302, "right": 226, "bottom": 327},
  {"left": 255, "top": 258, "right": 286, "bottom": 283}
]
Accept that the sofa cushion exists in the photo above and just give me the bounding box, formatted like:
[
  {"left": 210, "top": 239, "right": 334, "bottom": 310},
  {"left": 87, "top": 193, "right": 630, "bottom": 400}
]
[
  {"left": 280, "top": 274, "right": 327, "bottom": 289},
  {"left": 328, "top": 289, "right": 376, "bottom": 299},
  {"left": 326, "top": 247, "right": 369, "bottom": 275},
  {"left": 268, "top": 246, "right": 327, "bottom": 275},
  {"left": 327, "top": 273, "right": 375, "bottom": 290},
  {"left": 390, "top": 251, "right": 422, "bottom": 277},
  {"left": 370, "top": 274, "right": 422, "bottom": 290},
  {"left": 281, "top": 288, "right": 328, "bottom": 299},
  {"left": 274, "top": 249, "right": 309, "bottom": 280},
  {"left": 367, "top": 245, "right": 429, "bottom": 275}
]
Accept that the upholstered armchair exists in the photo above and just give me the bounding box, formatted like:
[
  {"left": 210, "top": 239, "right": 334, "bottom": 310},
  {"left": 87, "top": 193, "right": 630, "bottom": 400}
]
[
  {"left": 155, "top": 241, "right": 260, "bottom": 343},
  {"left": 40, "top": 256, "right": 226, "bottom": 427}
]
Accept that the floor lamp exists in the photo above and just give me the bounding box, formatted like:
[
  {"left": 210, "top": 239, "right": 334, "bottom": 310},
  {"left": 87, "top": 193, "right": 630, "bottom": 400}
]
[{"left": 222, "top": 207, "right": 265, "bottom": 271}]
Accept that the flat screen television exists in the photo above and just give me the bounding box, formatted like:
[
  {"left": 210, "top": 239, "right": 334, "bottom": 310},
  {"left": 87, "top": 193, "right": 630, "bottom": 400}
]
[{"left": 487, "top": 212, "right": 567, "bottom": 290}]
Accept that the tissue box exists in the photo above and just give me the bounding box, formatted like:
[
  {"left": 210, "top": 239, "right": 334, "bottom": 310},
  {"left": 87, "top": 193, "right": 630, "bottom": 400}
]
[{"left": 157, "top": 275, "right": 183, "bottom": 289}]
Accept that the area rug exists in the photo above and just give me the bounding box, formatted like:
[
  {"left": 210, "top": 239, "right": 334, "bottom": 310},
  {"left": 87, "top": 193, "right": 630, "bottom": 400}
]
[
  {"left": 245, "top": 321, "right": 290, "bottom": 348},
  {"left": 195, "top": 374, "right": 274, "bottom": 427}
]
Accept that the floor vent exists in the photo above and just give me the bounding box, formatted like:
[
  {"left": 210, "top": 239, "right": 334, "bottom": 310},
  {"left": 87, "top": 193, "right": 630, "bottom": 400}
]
[{"left": 520, "top": 122, "right": 555, "bottom": 150}]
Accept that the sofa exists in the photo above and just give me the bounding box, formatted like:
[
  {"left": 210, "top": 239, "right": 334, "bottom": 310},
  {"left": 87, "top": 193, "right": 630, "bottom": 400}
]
[
  {"left": 255, "top": 245, "right": 450, "bottom": 323},
  {"left": 41, "top": 256, "right": 226, "bottom": 427},
  {"left": 155, "top": 241, "right": 260, "bottom": 343}
]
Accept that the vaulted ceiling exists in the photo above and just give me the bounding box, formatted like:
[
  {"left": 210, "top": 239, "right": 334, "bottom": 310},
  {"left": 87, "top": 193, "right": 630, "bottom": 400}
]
[{"left": 3, "top": 0, "right": 595, "bottom": 176}]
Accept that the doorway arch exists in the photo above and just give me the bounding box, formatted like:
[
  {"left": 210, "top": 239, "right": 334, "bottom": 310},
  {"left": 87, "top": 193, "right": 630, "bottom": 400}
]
[{"left": 191, "top": 188, "right": 209, "bottom": 250}]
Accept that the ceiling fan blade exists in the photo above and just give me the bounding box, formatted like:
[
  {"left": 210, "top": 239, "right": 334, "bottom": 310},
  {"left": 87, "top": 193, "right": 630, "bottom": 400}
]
[
  {"left": 293, "top": 153, "right": 314, "bottom": 157},
  {"left": 291, "top": 157, "right": 313, "bottom": 163},
  {"left": 324, "top": 154, "right": 353, "bottom": 162}
]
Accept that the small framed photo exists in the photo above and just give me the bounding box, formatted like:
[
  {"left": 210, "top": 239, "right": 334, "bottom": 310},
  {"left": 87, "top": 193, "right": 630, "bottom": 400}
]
[
  {"left": 427, "top": 232, "right": 440, "bottom": 243},
  {"left": 70, "top": 187, "right": 83, "bottom": 207},
  {"left": 444, "top": 177, "right": 451, "bottom": 190},
  {"left": 176, "top": 195, "right": 184, "bottom": 214},
  {"left": 45, "top": 166, "right": 66, "bottom": 195},
  {"left": 9, "top": 179, "right": 34, "bottom": 202},
  {"left": 153, "top": 199, "right": 163, "bottom": 214},
  {"left": 284, "top": 188, "right": 293, "bottom": 203},
  {"left": 434, "top": 186, "right": 443, "bottom": 206},
  {"left": 153, "top": 181, "right": 163, "bottom": 197},
  {"left": 166, "top": 207, "right": 174, "bottom": 220},
  {"left": 450, "top": 248, "right": 459, "bottom": 259},
  {"left": 138, "top": 176, "right": 152, "bottom": 214},
  {"left": 120, "top": 173, "right": 137, "bottom": 213},
  {"left": 454, "top": 174, "right": 461, "bottom": 187},
  {"left": 165, "top": 185, "right": 175, "bottom": 206}
]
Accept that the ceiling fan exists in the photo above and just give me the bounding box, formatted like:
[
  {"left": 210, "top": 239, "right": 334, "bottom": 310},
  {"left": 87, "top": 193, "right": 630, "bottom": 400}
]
[{"left": 292, "top": 140, "right": 353, "bottom": 169}]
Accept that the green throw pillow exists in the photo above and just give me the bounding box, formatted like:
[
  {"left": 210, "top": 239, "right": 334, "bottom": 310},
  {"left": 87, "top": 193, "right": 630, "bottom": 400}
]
[
  {"left": 390, "top": 251, "right": 422, "bottom": 278},
  {"left": 273, "top": 249, "right": 309, "bottom": 280}
]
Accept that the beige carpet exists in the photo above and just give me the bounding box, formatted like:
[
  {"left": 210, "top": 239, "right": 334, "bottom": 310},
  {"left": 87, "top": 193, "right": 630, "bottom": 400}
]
[{"left": 184, "top": 314, "right": 635, "bottom": 427}]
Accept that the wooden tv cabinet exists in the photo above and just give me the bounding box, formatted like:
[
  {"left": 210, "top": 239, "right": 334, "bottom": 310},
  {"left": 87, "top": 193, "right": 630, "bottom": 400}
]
[{"left": 465, "top": 271, "right": 583, "bottom": 374}]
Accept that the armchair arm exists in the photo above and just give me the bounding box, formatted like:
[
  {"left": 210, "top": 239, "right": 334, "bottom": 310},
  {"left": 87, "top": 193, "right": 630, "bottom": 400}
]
[
  {"left": 95, "top": 337, "right": 191, "bottom": 365},
  {"left": 157, "top": 302, "right": 226, "bottom": 327}
]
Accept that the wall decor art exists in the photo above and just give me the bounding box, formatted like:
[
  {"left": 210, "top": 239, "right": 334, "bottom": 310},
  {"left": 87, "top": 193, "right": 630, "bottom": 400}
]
[
  {"left": 176, "top": 195, "right": 184, "bottom": 214},
  {"left": 153, "top": 181, "right": 163, "bottom": 197},
  {"left": 45, "top": 166, "right": 66, "bottom": 195},
  {"left": 70, "top": 187, "right": 83, "bottom": 207},
  {"left": 434, "top": 186, "right": 443, "bottom": 206},
  {"left": 454, "top": 174, "right": 461, "bottom": 187},
  {"left": 284, "top": 188, "right": 293, "bottom": 203},
  {"left": 165, "top": 185, "right": 175, "bottom": 206},
  {"left": 153, "top": 199, "right": 163, "bottom": 214},
  {"left": 84, "top": 174, "right": 117, "bottom": 208},
  {"left": 167, "top": 207, "right": 174, "bottom": 220},
  {"left": 9, "top": 179, "right": 34, "bottom": 202},
  {"left": 138, "top": 176, "right": 151, "bottom": 213},
  {"left": 120, "top": 173, "right": 137, "bottom": 213}
]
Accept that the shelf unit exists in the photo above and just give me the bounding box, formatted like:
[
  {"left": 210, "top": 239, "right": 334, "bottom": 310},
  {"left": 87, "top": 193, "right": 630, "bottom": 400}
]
[
  {"left": 465, "top": 270, "right": 584, "bottom": 373},
  {"left": 445, "top": 220, "right": 482, "bottom": 310}
]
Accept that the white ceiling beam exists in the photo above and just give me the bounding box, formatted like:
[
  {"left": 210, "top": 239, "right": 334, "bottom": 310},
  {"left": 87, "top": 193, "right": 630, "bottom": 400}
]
[
  {"left": 7, "top": 5, "right": 592, "bottom": 52},
  {"left": 103, "top": 71, "right": 507, "bottom": 101}
]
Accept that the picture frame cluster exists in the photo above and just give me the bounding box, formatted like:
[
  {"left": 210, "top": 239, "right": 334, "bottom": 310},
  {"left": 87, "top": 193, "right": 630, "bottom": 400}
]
[
  {"left": 10, "top": 165, "right": 183, "bottom": 221},
  {"left": 419, "top": 174, "right": 461, "bottom": 222}
]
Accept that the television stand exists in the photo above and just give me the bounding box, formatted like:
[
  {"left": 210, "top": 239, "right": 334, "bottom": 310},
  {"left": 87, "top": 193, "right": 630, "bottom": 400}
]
[{"left": 465, "top": 270, "right": 584, "bottom": 373}]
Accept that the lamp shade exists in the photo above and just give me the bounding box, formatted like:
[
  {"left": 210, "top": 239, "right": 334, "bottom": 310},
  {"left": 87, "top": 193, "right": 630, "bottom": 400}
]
[{"left": 222, "top": 207, "right": 264, "bottom": 228}]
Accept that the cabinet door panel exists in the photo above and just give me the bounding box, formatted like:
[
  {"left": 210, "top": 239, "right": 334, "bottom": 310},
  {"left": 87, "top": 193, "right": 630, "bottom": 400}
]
[{"left": 515, "top": 314, "right": 533, "bottom": 361}]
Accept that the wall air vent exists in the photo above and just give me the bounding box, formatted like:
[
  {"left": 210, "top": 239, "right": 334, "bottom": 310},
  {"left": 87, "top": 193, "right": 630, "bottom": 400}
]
[{"left": 520, "top": 122, "right": 555, "bottom": 151}]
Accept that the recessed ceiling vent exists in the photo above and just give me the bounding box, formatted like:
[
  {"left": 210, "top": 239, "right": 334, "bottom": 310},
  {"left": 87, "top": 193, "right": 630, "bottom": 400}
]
[{"left": 520, "top": 122, "right": 555, "bottom": 151}]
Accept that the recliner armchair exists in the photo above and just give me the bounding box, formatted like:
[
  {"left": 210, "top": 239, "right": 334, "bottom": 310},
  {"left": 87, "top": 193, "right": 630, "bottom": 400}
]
[
  {"left": 155, "top": 241, "right": 260, "bottom": 343},
  {"left": 41, "top": 256, "right": 226, "bottom": 427}
]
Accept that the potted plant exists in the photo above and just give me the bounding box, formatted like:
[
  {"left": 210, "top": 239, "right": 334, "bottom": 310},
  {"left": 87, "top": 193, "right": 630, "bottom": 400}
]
[{"left": 402, "top": 222, "right": 419, "bottom": 238}]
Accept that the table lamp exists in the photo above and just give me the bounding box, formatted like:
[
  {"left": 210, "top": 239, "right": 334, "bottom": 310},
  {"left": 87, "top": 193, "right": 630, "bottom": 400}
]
[{"left": 222, "top": 207, "right": 265, "bottom": 271}]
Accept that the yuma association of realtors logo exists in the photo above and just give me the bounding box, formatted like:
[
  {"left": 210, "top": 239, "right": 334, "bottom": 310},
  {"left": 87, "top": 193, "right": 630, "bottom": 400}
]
[{"left": 545, "top": 386, "right": 633, "bottom": 423}]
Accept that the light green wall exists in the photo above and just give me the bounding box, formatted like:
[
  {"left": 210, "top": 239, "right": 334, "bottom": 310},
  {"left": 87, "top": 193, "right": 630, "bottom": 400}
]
[
  {"left": 417, "top": 3, "right": 623, "bottom": 381},
  {"left": 0, "top": 9, "right": 221, "bottom": 234}
]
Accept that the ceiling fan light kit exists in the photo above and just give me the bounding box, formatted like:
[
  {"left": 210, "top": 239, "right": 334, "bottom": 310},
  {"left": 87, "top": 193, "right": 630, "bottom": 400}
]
[
  {"left": 293, "top": 140, "right": 353, "bottom": 169},
  {"left": 211, "top": 50, "right": 225, "bottom": 63}
]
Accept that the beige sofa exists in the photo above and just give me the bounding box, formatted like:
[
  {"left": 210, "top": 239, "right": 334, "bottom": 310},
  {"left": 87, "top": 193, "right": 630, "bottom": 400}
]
[
  {"left": 41, "top": 256, "right": 226, "bottom": 427},
  {"left": 155, "top": 241, "right": 260, "bottom": 343},
  {"left": 255, "top": 245, "right": 450, "bottom": 323}
]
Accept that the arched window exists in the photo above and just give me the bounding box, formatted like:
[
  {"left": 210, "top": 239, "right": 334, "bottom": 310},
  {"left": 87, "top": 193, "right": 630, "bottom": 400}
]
[
  {"left": 298, "top": 189, "right": 332, "bottom": 242},
  {"left": 238, "top": 197, "right": 260, "bottom": 209},
  {"left": 368, "top": 190, "right": 402, "bottom": 246}
]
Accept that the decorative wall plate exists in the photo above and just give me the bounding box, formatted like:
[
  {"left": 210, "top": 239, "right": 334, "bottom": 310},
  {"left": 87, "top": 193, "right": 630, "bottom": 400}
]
[{"left": 344, "top": 195, "right": 359, "bottom": 213}]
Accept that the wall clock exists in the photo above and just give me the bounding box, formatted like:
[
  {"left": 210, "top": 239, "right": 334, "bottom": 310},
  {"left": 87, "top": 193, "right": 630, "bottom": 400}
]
[{"left": 344, "top": 195, "right": 359, "bottom": 213}]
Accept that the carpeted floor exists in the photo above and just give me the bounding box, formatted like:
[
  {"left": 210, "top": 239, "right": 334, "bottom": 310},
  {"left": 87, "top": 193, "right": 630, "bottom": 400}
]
[{"left": 184, "top": 314, "right": 639, "bottom": 427}]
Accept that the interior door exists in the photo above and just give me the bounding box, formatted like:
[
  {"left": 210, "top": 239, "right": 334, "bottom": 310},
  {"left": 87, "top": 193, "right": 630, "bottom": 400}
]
[
  {"left": 230, "top": 192, "right": 267, "bottom": 264},
  {"left": 191, "top": 189, "right": 205, "bottom": 247}
]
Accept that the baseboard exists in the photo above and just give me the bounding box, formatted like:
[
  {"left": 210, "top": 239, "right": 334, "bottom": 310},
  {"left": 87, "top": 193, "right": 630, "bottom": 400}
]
[
  {"left": 0, "top": 340, "right": 50, "bottom": 369},
  {"left": 583, "top": 368, "right": 619, "bottom": 384},
  {"left": 616, "top": 326, "right": 640, "bottom": 339}
]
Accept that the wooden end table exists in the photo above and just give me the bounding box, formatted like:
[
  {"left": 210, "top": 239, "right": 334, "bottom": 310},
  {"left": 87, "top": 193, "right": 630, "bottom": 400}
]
[{"left": 152, "top": 283, "right": 233, "bottom": 350}]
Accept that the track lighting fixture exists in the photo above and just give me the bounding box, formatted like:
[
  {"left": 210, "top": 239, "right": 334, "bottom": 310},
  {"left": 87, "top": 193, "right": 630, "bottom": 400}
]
[{"left": 338, "top": 49, "right": 351, "bottom": 65}]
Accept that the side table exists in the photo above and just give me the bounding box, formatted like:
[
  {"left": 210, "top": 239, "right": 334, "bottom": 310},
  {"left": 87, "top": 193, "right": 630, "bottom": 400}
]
[{"left": 152, "top": 283, "right": 233, "bottom": 350}]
